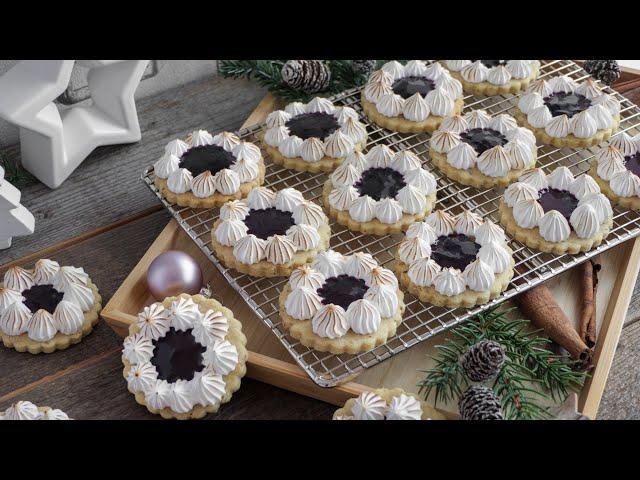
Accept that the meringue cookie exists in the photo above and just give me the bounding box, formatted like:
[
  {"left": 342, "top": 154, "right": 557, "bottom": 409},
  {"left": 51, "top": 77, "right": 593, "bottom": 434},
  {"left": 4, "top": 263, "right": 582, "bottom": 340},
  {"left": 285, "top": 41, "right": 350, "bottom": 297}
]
[
  {"left": 168, "top": 296, "right": 201, "bottom": 331},
  {"left": 570, "top": 203, "right": 600, "bottom": 239},
  {"left": 512, "top": 199, "right": 544, "bottom": 229},
  {"left": 463, "top": 260, "right": 495, "bottom": 292},
  {"left": 264, "top": 235, "right": 296, "bottom": 265},
  {"left": 292, "top": 201, "right": 326, "bottom": 228},
  {"left": 286, "top": 224, "right": 320, "bottom": 251},
  {"left": 376, "top": 198, "right": 403, "bottom": 224},
  {"left": 312, "top": 250, "right": 346, "bottom": 277},
  {"left": 275, "top": 188, "right": 305, "bottom": 212},
  {"left": 344, "top": 252, "right": 378, "bottom": 278},
  {"left": 346, "top": 299, "right": 381, "bottom": 335},
  {"left": 352, "top": 391, "right": 387, "bottom": 420},
  {"left": 33, "top": 259, "right": 60, "bottom": 285},
  {"left": 407, "top": 257, "right": 441, "bottom": 287},
  {"left": 386, "top": 394, "right": 423, "bottom": 420},
  {"left": 311, "top": 304, "right": 348, "bottom": 339},
  {"left": 167, "top": 168, "right": 193, "bottom": 194},
  {"left": 247, "top": 187, "right": 276, "bottom": 209},
  {"left": 215, "top": 219, "right": 248, "bottom": 247},
  {"left": 539, "top": 210, "right": 571, "bottom": 242},
  {"left": 349, "top": 195, "right": 377, "bottom": 222},
  {"left": 398, "top": 236, "right": 431, "bottom": 264},
  {"left": 205, "top": 340, "right": 239, "bottom": 376},
  {"left": 289, "top": 265, "right": 325, "bottom": 291},
  {"left": 433, "top": 267, "right": 466, "bottom": 296},
  {"left": 364, "top": 284, "right": 399, "bottom": 318}
]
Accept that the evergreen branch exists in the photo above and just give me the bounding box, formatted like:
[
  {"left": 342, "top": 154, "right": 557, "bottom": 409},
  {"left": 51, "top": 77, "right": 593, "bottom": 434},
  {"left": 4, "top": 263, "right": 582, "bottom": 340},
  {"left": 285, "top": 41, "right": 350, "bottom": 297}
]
[
  {"left": 1, "top": 153, "right": 35, "bottom": 189},
  {"left": 219, "top": 60, "right": 382, "bottom": 103},
  {"left": 418, "top": 305, "right": 587, "bottom": 420}
]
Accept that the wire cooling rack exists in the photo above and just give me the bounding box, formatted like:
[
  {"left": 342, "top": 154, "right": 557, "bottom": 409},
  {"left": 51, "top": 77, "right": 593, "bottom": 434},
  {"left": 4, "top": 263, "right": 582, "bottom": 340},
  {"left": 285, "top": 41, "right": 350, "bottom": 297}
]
[{"left": 143, "top": 60, "right": 640, "bottom": 387}]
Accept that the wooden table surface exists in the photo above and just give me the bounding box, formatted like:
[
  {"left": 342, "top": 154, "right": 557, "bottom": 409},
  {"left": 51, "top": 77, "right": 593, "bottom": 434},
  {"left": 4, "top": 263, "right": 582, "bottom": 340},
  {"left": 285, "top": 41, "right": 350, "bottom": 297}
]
[{"left": 1, "top": 74, "right": 640, "bottom": 420}]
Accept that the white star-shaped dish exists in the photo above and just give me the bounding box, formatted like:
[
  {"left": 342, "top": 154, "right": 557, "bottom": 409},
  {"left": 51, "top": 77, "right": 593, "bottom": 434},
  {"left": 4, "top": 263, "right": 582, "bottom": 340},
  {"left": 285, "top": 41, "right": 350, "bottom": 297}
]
[{"left": 0, "top": 60, "right": 149, "bottom": 188}]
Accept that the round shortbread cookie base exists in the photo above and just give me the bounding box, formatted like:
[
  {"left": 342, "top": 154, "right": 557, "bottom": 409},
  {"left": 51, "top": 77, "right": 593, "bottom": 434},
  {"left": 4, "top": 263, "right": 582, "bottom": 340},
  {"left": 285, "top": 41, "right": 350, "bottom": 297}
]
[
  {"left": 122, "top": 294, "right": 248, "bottom": 420},
  {"left": 395, "top": 253, "right": 514, "bottom": 308},
  {"left": 278, "top": 284, "right": 405, "bottom": 355},
  {"left": 259, "top": 131, "right": 367, "bottom": 173},
  {"left": 445, "top": 63, "right": 540, "bottom": 96},
  {"left": 211, "top": 220, "right": 331, "bottom": 278},
  {"left": 333, "top": 387, "right": 447, "bottom": 420},
  {"left": 514, "top": 110, "right": 620, "bottom": 149},
  {"left": 430, "top": 147, "right": 537, "bottom": 189},
  {"left": 0, "top": 281, "right": 102, "bottom": 354},
  {"left": 499, "top": 200, "right": 613, "bottom": 254},
  {"left": 590, "top": 162, "right": 640, "bottom": 211},
  {"left": 322, "top": 179, "right": 437, "bottom": 236},
  {"left": 361, "top": 93, "right": 464, "bottom": 133},
  {"left": 154, "top": 160, "right": 266, "bottom": 209}
]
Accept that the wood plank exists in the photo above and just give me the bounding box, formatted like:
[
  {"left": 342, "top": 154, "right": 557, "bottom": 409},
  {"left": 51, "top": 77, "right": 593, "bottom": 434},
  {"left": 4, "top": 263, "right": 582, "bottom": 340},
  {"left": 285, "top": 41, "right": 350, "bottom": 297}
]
[
  {"left": 0, "top": 76, "right": 266, "bottom": 265},
  {"left": 0, "top": 209, "right": 170, "bottom": 396},
  {"left": 0, "top": 350, "right": 336, "bottom": 420},
  {"left": 597, "top": 319, "right": 640, "bottom": 419},
  {"left": 580, "top": 238, "right": 640, "bottom": 417}
]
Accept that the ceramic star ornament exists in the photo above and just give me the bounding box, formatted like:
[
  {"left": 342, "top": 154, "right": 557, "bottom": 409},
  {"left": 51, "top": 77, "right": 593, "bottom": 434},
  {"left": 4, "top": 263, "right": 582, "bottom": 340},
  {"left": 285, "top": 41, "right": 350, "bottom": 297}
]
[
  {"left": 0, "top": 60, "right": 149, "bottom": 188},
  {"left": 0, "top": 165, "right": 35, "bottom": 249}
]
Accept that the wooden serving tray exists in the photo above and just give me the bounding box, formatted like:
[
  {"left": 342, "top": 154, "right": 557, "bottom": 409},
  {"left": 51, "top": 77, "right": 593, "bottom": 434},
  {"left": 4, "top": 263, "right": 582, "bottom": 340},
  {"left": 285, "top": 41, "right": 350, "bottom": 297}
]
[{"left": 102, "top": 79, "right": 640, "bottom": 418}]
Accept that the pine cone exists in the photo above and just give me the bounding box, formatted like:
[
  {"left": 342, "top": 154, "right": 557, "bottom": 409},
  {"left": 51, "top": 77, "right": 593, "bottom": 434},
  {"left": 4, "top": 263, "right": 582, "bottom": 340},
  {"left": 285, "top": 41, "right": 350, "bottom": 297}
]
[
  {"left": 281, "top": 60, "right": 331, "bottom": 94},
  {"left": 352, "top": 60, "right": 377, "bottom": 76},
  {"left": 583, "top": 60, "right": 620, "bottom": 86},
  {"left": 458, "top": 385, "right": 504, "bottom": 420},
  {"left": 461, "top": 340, "right": 506, "bottom": 382}
]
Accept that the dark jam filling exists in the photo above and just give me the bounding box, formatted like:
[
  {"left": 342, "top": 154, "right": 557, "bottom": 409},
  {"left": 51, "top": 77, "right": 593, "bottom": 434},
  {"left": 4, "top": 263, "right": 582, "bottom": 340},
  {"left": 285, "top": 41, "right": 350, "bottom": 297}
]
[
  {"left": 543, "top": 92, "right": 591, "bottom": 118},
  {"left": 317, "top": 275, "right": 369, "bottom": 311},
  {"left": 459, "top": 128, "right": 508, "bottom": 155},
  {"left": 624, "top": 153, "right": 640, "bottom": 177},
  {"left": 354, "top": 167, "right": 406, "bottom": 201},
  {"left": 391, "top": 76, "right": 435, "bottom": 99},
  {"left": 151, "top": 328, "right": 206, "bottom": 383},
  {"left": 243, "top": 208, "right": 295, "bottom": 240},
  {"left": 285, "top": 112, "right": 340, "bottom": 140},
  {"left": 431, "top": 234, "right": 481, "bottom": 271},
  {"left": 537, "top": 188, "right": 579, "bottom": 223},
  {"left": 178, "top": 144, "right": 235, "bottom": 177},
  {"left": 471, "top": 60, "right": 508, "bottom": 68},
  {"left": 22, "top": 284, "right": 64, "bottom": 314}
]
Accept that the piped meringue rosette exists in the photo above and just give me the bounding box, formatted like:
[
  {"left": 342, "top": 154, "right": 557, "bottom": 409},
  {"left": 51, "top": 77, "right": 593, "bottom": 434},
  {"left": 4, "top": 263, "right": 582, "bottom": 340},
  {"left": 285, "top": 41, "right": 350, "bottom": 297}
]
[
  {"left": 361, "top": 60, "right": 464, "bottom": 133},
  {"left": 211, "top": 187, "right": 331, "bottom": 277},
  {"left": 0, "top": 259, "right": 102, "bottom": 354},
  {"left": 121, "top": 294, "right": 247, "bottom": 420},
  {"left": 278, "top": 250, "right": 405, "bottom": 354},
  {"left": 590, "top": 132, "right": 640, "bottom": 211},
  {"left": 499, "top": 167, "right": 614, "bottom": 254},
  {"left": 429, "top": 109, "right": 538, "bottom": 188},
  {"left": 153, "top": 130, "right": 265, "bottom": 208},
  {"left": 443, "top": 60, "right": 540, "bottom": 96},
  {"left": 322, "top": 146, "right": 438, "bottom": 235},
  {"left": 515, "top": 76, "right": 620, "bottom": 148},
  {"left": 260, "top": 97, "right": 368, "bottom": 173},
  {"left": 0, "top": 401, "right": 70, "bottom": 420},
  {"left": 332, "top": 388, "right": 446, "bottom": 420},
  {"left": 395, "top": 210, "right": 514, "bottom": 308}
]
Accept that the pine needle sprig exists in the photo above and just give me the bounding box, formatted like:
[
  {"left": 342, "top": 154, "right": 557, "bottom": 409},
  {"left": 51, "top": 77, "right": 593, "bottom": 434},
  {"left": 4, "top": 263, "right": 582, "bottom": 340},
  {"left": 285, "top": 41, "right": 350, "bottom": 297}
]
[
  {"left": 1, "top": 153, "right": 36, "bottom": 189},
  {"left": 219, "top": 60, "right": 385, "bottom": 103},
  {"left": 418, "top": 305, "right": 587, "bottom": 420}
]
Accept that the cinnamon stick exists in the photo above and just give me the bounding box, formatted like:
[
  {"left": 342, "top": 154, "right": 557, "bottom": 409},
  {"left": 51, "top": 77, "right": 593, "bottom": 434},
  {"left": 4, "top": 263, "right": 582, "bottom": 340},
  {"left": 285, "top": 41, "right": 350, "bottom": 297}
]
[
  {"left": 582, "top": 258, "right": 601, "bottom": 348},
  {"left": 515, "top": 285, "right": 593, "bottom": 368},
  {"left": 579, "top": 260, "right": 595, "bottom": 348}
]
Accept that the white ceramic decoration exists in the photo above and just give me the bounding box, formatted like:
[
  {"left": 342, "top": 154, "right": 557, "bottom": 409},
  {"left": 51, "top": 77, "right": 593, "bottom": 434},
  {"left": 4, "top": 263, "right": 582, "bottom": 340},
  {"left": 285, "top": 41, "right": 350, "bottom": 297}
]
[
  {"left": 0, "top": 60, "right": 149, "bottom": 188},
  {"left": 0, "top": 165, "right": 35, "bottom": 249}
]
